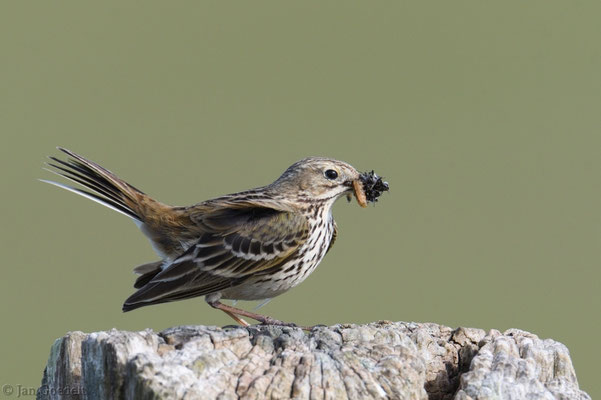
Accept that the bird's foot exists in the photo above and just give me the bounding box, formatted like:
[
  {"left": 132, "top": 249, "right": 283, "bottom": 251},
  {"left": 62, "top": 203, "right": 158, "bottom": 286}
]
[
  {"left": 258, "top": 317, "right": 313, "bottom": 331},
  {"left": 208, "top": 300, "right": 313, "bottom": 331}
]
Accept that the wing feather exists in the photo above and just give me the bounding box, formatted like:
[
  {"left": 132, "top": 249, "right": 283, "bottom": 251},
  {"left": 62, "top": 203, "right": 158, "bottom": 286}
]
[{"left": 123, "top": 204, "right": 309, "bottom": 311}]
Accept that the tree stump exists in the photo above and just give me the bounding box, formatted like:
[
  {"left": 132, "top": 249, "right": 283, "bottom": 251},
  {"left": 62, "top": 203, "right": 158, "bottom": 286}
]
[{"left": 37, "top": 321, "right": 590, "bottom": 400}]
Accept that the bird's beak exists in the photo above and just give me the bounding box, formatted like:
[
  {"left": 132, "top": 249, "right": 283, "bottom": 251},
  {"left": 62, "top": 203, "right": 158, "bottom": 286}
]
[{"left": 352, "top": 179, "right": 367, "bottom": 208}]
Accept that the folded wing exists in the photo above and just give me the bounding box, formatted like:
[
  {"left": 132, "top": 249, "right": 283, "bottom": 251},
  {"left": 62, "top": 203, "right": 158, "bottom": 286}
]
[{"left": 122, "top": 204, "right": 309, "bottom": 311}]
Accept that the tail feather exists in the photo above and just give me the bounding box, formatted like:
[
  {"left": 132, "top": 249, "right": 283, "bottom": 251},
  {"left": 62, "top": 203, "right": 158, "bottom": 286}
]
[
  {"left": 47, "top": 156, "right": 126, "bottom": 204},
  {"left": 133, "top": 260, "right": 164, "bottom": 288},
  {"left": 43, "top": 147, "right": 190, "bottom": 265},
  {"left": 42, "top": 147, "right": 144, "bottom": 222},
  {"left": 40, "top": 179, "right": 140, "bottom": 221}
]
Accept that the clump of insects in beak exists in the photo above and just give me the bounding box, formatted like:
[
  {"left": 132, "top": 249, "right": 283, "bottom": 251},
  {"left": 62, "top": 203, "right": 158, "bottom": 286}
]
[{"left": 349, "top": 170, "right": 389, "bottom": 207}]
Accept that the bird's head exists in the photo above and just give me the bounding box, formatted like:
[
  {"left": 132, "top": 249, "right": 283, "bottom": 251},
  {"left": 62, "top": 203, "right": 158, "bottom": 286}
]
[{"left": 272, "top": 157, "right": 367, "bottom": 207}]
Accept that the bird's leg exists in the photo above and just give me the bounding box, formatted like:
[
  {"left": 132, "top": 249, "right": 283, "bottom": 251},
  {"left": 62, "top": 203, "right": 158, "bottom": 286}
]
[
  {"left": 222, "top": 310, "right": 250, "bottom": 327},
  {"left": 208, "top": 300, "right": 293, "bottom": 326},
  {"left": 208, "top": 300, "right": 311, "bottom": 330}
]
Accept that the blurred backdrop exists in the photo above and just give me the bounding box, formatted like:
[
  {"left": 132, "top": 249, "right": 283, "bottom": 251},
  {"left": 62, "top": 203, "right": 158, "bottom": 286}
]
[{"left": 1, "top": 1, "right": 599, "bottom": 398}]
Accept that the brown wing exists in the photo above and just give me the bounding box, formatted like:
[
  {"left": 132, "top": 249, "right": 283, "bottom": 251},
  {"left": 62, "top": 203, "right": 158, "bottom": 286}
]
[{"left": 122, "top": 205, "right": 309, "bottom": 311}]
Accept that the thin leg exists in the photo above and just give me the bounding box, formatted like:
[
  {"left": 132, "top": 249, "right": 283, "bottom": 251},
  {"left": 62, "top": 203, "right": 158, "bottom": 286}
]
[
  {"left": 208, "top": 300, "right": 311, "bottom": 330},
  {"left": 223, "top": 310, "right": 250, "bottom": 327}
]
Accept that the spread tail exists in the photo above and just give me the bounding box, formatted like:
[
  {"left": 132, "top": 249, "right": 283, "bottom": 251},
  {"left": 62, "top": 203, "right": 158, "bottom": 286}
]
[{"left": 42, "top": 147, "right": 147, "bottom": 222}]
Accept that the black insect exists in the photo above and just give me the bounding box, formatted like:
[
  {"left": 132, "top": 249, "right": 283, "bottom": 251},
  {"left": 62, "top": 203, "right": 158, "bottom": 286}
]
[{"left": 360, "top": 170, "right": 389, "bottom": 203}]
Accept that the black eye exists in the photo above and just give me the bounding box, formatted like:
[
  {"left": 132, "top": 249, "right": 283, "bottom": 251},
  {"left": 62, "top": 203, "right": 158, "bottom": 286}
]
[{"left": 324, "top": 169, "right": 338, "bottom": 180}]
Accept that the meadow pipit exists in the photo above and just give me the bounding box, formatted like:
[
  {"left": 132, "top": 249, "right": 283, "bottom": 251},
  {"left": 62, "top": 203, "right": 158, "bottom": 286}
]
[{"left": 43, "top": 148, "right": 388, "bottom": 327}]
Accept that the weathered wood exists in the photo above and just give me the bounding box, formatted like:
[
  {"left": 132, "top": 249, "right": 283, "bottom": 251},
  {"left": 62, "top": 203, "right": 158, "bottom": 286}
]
[{"left": 37, "top": 321, "right": 590, "bottom": 400}]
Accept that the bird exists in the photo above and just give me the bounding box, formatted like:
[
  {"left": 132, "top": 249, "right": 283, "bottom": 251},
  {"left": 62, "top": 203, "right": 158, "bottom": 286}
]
[{"left": 42, "top": 147, "right": 377, "bottom": 327}]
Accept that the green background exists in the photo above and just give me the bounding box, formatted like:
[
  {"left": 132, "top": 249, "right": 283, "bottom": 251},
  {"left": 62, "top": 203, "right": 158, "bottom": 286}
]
[{"left": 1, "top": 1, "right": 599, "bottom": 398}]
